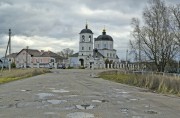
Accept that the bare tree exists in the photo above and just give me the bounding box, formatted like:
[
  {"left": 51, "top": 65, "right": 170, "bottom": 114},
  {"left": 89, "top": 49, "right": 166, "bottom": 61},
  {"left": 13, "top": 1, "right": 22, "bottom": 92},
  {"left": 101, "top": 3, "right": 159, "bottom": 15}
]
[
  {"left": 171, "top": 4, "right": 180, "bottom": 46},
  {"left": 57, "top": 48, "right": 74, "bottom": 59},
  {"left": 130, "top": 0, "right": 179, "bottom": 72}
]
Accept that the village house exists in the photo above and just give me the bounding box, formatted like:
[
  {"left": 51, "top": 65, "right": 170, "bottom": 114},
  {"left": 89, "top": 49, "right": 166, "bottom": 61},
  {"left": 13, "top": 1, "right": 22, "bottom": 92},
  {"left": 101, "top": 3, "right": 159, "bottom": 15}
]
[{"left": 15, "top": 49, "right": 64, "bottom": 68}]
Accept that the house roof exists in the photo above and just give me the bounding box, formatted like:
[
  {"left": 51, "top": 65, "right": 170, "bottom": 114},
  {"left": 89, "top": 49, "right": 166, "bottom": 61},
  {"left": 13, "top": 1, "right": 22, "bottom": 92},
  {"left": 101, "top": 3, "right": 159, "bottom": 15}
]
[
  {"left": 16, "top": 49, "right": 63, "bottom": 59},
  {"left": 41, "top": 51, "right": 64, "bottom": 59},
  {"left": 6, "top": 53, "right": 18, "bottom": 58},
  {"left": 16, "top": 49, "right": 41, "bottom": 57}
]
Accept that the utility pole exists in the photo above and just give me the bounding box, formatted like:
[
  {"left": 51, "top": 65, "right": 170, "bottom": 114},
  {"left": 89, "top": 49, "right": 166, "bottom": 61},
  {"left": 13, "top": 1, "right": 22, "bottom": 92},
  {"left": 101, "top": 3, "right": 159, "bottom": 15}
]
[
  {"left": 138, "top": 38, "right": 141, "bottom": 71},
  {"left": 126, "top": 49, "right": 128, "bottom": 70},
  {"left": 9, "top": 29, "right": 11, "bottom": 71},
  {"left": 26, "top": 46, "right": 29, "bottom": 68},
  {"left": 1, "top": 29, "right": 11, "bottom": 72}
]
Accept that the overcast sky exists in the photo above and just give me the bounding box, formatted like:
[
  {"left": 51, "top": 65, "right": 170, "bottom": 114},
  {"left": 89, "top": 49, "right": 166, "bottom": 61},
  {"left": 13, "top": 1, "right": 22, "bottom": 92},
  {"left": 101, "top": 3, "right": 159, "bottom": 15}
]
[{"left": 0, "top": 0, "right": 179, "bottom": 59}]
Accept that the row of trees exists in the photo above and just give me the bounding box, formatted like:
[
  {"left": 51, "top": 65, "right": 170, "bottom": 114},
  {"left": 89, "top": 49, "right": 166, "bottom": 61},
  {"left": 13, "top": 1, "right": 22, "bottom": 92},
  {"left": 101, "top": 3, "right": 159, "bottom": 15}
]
[
  {"left": 57, "top": 48, "right": 74, "bottom": 59},
  {"left": 130, "top": 0, "right": 180, "bottom": 72}
]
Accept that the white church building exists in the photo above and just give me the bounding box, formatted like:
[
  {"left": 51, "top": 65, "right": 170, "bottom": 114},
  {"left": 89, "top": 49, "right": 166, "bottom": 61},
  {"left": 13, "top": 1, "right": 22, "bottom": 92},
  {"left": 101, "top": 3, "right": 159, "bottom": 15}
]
[{"left": 69, "top": 24, "right": 119, "bottom": 69}]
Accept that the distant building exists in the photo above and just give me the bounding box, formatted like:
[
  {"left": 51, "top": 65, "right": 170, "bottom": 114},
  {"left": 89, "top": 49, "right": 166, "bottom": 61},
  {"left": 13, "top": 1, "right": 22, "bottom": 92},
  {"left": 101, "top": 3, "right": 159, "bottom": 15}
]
[
  {"left": 69, "top": 23, "right": 119, "bottom": 69},
  {"left": 0, "top": 49, "right": 65, "bottom": 68},
  {"left": 15, "top": 49, "right": 64, "bottom": 68}
]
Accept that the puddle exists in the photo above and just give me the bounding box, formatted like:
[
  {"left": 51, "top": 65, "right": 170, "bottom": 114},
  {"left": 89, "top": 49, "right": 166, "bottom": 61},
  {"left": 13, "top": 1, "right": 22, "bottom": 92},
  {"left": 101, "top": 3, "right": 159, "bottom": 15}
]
[
  {"left": 92, "top": 100, "right": 102, "bottom": 103},
  {"left": 129, "top": 98, "right": 139, "bottom": 101},
  {"left": 36, "top": 93, "right": 54, "bottom": 99},
  {"left": 65, "top": 106, "right": 76, "bottom": 110},
  {"left": 49, "top": 88, "right": 56, "bottom": 90},
  {"left": 21, "top": 89, "right": 31, "bottom": 92},
  {"left": 118, "top": 91, "right": 129, "bottom": 94},
  {"left": 120, "top": 108, "right": 128, "bottom": 113},
  {"left": 47, "top": 99, "right": 67, "bottom": 104},
  {"left": 76, "top": 104, "right": 95, "bottom": 110},
  {"left": 17, "top": 102, "right": 42, "bottom": 108},
  {"left": 132, "top": 116, "right": 143, "bottom": 118},
  {"left": 0, "top": 105, "right": 9, "bottom": 108},
  {"left": 52, "top": 89, "right": 69, "bottom": 93},
  {"left": 145, "top": 110, "right": 158, "bottom": 114},
  {"left": 67, "top": 112, "right": 94, "bottom": 118},
  {"left": 44, "top": 112, "right": 56, "bottom": 115},
  {"left": 14, "top": 99, "right": 20, "bottom": 101},
  {"left": 67, "top": 95, "right": 78, "bottom": 97}
]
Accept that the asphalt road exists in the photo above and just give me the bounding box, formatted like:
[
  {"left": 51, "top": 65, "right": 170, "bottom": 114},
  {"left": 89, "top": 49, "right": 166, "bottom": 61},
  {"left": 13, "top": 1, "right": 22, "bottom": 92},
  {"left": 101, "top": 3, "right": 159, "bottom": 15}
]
[{"left": 0, "top": 69, "right": 180, "bottom": 118}]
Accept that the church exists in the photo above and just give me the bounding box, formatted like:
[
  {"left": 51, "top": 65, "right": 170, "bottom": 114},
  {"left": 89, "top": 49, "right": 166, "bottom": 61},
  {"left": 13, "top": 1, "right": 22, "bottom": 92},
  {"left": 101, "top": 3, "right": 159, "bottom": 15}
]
[{"left": 69, "top": 23, "right": 119, "bottom": 69}]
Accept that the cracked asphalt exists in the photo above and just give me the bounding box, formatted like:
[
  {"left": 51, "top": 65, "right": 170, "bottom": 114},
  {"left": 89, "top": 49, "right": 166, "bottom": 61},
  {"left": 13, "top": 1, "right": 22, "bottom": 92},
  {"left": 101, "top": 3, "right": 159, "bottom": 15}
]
[{"left": 0, "top": 69, "right": 180, "bottom": 118}]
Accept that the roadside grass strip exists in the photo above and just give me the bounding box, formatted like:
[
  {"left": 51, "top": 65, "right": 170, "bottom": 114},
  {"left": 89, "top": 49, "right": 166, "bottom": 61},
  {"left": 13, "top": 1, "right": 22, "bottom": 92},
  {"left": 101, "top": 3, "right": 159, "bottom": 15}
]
[
  {"left": 99, "top": 71, "right": 180, "bottom": 96},
  {"left": 0, "top": 68, "right": 50, "bottom": 84}
]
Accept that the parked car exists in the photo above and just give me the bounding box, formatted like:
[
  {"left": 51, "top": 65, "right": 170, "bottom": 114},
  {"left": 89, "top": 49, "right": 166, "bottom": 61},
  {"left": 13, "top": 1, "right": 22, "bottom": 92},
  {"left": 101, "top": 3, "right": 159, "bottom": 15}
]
[
  {"left": 58, "top": 64, "right": 66, "bottom": 69},
  {"left": 0, "top": 58, "right": 9, "bottom": 68}
]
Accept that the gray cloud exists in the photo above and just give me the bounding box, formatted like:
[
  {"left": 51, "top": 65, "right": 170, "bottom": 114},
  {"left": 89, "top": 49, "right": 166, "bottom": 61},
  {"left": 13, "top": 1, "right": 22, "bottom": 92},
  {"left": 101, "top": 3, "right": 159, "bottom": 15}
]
[{"left": 0, "top": 0, "right": 179, "bottom": 59}]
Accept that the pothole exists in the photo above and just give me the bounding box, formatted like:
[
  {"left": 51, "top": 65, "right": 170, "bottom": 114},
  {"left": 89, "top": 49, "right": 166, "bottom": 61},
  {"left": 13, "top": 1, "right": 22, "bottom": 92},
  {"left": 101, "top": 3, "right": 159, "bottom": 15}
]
[
  {"left": 92, "top": 100, "right": 102, "bottom": 103},
  {"left": 129, "top": 98, "right": 139, "bottom": 101},
  {"left": 92, "top": 99, "right": 109, "bottom": 103},
  {"left": 132, "top": 116, "right": 144, "bottom": 118},
  {"left": 47, "top": 99, "right": 67, "bottom": 105},
  {"left": 21, "top": 89, "right": 31, "bottom": 92},
  {"left": 14, "top": 99, "right": 20, "bottom": 101},
  {"left": 16, "top": 102, "right": 43, "bottom": 108},
  {"left": 120, "top": 108, "right": 128, "bottom": 113},
  {"left": 0, "top": 105, "right": 9, "bottom": 108},
  {"left": 67, "top": 112, "right": 94, "bottom": 118},
  {"left": 36, "top": 93, "right": 54, "bottom": 99},
  {"left": 76, "top": 104, "right": 95, "bottom": 110},
  {"left": 145, "top": 110, "right": 158, "bottom": 114},
  {"left": 52, "top": 89, "right": 69, "bottom": 93},
  {"left": 44, "top": 112, "right": 56, "bottom": 115}
]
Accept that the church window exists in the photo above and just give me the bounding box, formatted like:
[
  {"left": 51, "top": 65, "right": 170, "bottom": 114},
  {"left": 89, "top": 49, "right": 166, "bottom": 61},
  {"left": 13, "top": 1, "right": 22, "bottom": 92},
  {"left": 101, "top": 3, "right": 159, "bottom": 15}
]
[
  {"left": 82, "top": 35, "right": 85, "bottom": 42},
  {"left": 82, "top": 47, "right": 84, "bottom": 50},
  {"left": 104, "top": 44, "right": 106, "bottom": 48},
  {"left": 89, "top": 35, "right": 91, "bottom": 42}
]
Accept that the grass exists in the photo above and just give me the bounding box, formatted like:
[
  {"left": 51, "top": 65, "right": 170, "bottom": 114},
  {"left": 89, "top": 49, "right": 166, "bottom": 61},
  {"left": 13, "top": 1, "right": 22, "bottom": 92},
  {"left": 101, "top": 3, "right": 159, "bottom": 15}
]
[
  {"left": 99, "top": 70, "right": 180, "bottom": 96},
  {"left": 0, "top": 68, "right": 50, "bottom": 84}
]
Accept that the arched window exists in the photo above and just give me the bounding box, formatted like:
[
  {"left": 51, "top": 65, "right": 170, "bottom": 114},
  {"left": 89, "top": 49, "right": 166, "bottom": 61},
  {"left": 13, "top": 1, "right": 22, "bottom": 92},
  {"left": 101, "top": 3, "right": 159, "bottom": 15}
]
[
  {"left": 104, "top": 44, "right": 106, "bottom": 48},
  {"left": 82, "top": 35, "right": 85, "bottom": 42},
  {"left": 89, "top": 35, "right": 91, "bottom": 42}
]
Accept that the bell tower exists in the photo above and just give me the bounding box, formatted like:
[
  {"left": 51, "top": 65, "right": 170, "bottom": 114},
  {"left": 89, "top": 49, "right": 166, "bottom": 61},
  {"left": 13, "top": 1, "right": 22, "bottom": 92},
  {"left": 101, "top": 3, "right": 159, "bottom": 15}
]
[{"left": 78, "top": 23, "right": 93, "bottom": 67}]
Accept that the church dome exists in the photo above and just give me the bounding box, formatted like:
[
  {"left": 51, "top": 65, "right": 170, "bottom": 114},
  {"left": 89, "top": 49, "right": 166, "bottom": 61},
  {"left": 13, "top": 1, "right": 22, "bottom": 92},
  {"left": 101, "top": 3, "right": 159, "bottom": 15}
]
[
  {"left": 80, "top": 24, "right": 93, "bottom": 34},
  {"left": 95, "top": 29, "right": 113, "bottom": 41}
]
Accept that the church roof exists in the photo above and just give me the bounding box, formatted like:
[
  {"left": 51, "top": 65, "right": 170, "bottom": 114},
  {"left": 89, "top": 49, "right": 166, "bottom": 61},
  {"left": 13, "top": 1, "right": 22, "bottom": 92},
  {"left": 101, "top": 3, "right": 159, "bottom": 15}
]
[
  {"left": 95, "top": 29, "right": 113, "bottom": 41},
  {"left": 80, "top": 24, "right": 93, "bottom": 34},
  {"left": 93, "top": 49, "right": 105, "bottom": 58}
]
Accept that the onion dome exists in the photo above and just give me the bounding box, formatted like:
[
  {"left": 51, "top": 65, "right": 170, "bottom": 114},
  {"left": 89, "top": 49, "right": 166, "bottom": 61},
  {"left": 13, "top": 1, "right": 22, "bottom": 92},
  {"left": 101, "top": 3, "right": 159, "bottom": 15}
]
[
  {"left": 80, "top": 24, "right": 93, "bottom": 34},
  {"left": 95, "top": 28, "right": 113, "bottom": 41}
]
